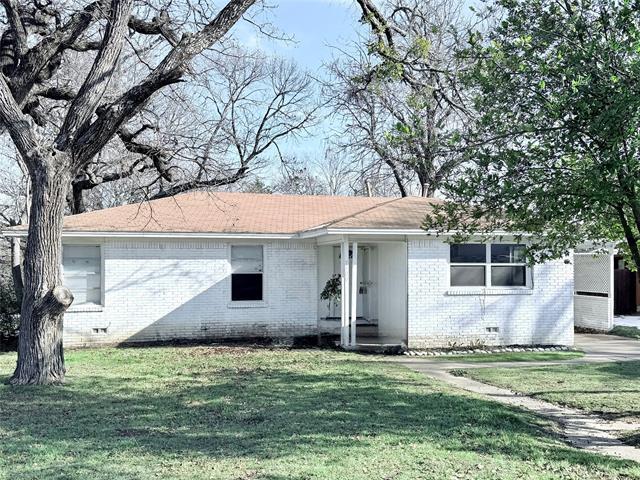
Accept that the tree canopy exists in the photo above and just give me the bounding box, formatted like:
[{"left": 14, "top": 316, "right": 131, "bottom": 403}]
[{"left": 427, "top": 0, "right": 640, "bottom": 267}]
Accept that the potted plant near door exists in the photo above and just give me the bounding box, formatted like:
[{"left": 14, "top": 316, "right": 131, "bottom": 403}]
[{"left": 320, "top": 274, "right": 341, "bottom": 316}]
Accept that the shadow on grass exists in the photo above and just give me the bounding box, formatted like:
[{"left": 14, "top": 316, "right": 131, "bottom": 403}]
[
  {"left": 0, "top": 352, "right": 637, "bottom": 478},
  {"left": 0, "top": 370, "right": 632, "bottom": 465}
]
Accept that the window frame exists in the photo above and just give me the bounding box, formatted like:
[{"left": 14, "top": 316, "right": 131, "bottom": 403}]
[
  {"left": 229, "top": 244, "right": 265, "bottom": 303},
  {"left": 449, "top": 243, "right": 531, "bottom": 289},
  {"left": 61, "top": 243, "right": 105, "bottom": 307}
]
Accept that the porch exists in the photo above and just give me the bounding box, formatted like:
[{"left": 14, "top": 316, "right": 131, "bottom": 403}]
[{"left": 317, "top": 236, "right": 407, "bottom": 350}]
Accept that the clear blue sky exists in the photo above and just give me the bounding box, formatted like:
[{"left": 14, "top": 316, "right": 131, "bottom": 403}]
[
  {"left": 240, "top": 0, "right": 365, "bottom": 74},
  {"left": 234, "top": 0, "right": 368, "bottom": 170}
]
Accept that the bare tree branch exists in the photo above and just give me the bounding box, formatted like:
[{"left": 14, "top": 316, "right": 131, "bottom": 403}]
[
  {"left": 56, "top": 0, "right": 134, "bottom": 151},
  {"left": 74, "top": 0, "right": 256, "bottom": 163}
]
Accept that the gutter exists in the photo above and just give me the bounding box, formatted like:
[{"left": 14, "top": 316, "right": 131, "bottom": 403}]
[{"left": 1, "top": 227, "right": 536, "bottom": 240}]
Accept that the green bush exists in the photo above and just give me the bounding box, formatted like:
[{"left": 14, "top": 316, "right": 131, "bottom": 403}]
[{"left": 0, "top": 279, "right": 19, "bottom": 348}]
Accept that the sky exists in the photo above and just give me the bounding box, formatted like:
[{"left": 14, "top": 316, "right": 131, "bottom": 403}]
[
  {"left": 232, "top": 0, "right": 480, "bottom": 182},
  {"left": 240, "top": 0, "right": 364, "bottom": 75},
  {"left": 233, "top": 0, "right": 369, "bottom": 175}
]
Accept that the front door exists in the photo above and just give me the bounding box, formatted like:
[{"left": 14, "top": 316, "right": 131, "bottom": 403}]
[{"left": 333, "top": 246, "right": 371, "bottom": 319}]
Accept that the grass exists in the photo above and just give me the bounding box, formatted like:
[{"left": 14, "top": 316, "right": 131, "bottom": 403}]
[
  {"left": 464, "top": 361, "right": 640, "bottom": 421},
  {"left": 610, "top": 325, "right": 640, "bottom": 340},
  {"left": 432, "top": 351, "right": 584, "bottom": 363},
  {"left": 1, "top": 347, "right": 639, "bottom": 480}
]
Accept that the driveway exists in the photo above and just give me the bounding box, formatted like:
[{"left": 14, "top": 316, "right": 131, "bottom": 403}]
[
  {"left": 615, "top": 314, "right": 640, "bottom": 328},
  {"left": 575, "top": 333, "right": 640, "bottom": 361}
]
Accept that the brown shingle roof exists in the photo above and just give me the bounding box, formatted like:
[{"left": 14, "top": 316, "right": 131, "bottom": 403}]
[
  {"left": 10, "top": 191, "right": 443, "bottom": 235},
  {"left": 329, "top": 196, "right": 444, "bottom": 230},
  {"left": 60, "top": 191, "right": 399, "bottom": 234}
]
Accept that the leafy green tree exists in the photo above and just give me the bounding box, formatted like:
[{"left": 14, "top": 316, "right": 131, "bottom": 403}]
[{"left": 427, "top": 0, "right": 640, "bottom": 267}]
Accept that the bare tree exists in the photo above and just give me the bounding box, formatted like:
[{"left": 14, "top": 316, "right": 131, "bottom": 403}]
[
  {"left": 0, "top": 149, "right": 28, "bottom": 302},
  {"left": 333, "top": 0, "right": 472, "bottom": 197},
  {"left": 69, "top": 52, "right": 317, "bottom": 212},
  {"left": 0, "top": 0, "right": 262, "bottom": 385}
]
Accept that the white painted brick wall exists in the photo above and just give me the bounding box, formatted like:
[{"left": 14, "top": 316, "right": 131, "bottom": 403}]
[
  {"left": 574, "top": 295, "right": 613, "bottom": 331},
  {"left": 63, "top": 239, "right": 318, "bottom": 347},
  {"left": 407, "top": 239, "right": 574, "bottom": 348}
]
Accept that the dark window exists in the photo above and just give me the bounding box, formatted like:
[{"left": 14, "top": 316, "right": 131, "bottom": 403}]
[
  {"left": 450, "top": 244, "right": 486, "bottom": 263},
  {"left": 450, "top": 243, "right": 529, "bottom": 288},
  {"left": 491, "top": 266, "right": 526, "bottom": 287},
  {"left": 231, "top": 245, "right": 263, "bottom": 301},
  {"left": 231, "top": 274, "right": 263, "bottom": 301},
  {"left": 491, "top": 244, "right": 526, "bottom": 264},
  {"left": 451, "top": 266, "right": 486, "bottom": 287}
]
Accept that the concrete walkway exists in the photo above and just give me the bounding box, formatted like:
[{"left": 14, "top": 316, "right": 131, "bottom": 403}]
[{"left": 392, "top": 333, "right": 640, "bottom": 462}]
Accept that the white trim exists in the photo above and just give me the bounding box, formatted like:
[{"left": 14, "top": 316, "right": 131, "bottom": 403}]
[
  {"left": 449, "top": 242, "right": 532, "bottom": 289},
  {"left": 2, "top": 227, "right": 536, "bottom": 240},
  {"left": 324, "top": 228, "right": 535, "bottom": 237},
  {"left": 350, "top": 241, "right": 358, "bottom": 347},
  {"left": 227, "top": 301, "right": 269, "bottom": 309},
  {"left": 67, "top": 304, "right": 104, "bottom": 313},
  {"left": 446, "top": 288, "right": 534, "bottom": 296},
  {"left": 2, "top": 230, "right": 297, "bottom": 239},
  {"left": 229, "top": 244, "right": 265, "bottom": 303},
  {"left": 340, "top": 237, "right": 350, "bottom": 347},
  {"left": 62, "top": 242, "right": 105, "bottom": 308}
]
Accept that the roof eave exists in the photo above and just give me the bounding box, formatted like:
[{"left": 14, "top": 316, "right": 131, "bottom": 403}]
[
  {"left": 1, "top": 230, "right": 300, "bottom": 240},
  {"left": 2, "top": 227, "right": 536, "bottom": 239}
]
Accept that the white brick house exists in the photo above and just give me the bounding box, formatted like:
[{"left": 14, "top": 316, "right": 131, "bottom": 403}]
[{"left": 5, "top": 192, "right": 575, "bottom": 349}]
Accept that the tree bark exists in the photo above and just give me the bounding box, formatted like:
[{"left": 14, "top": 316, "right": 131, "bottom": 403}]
[
  {"left": 616, "top": 205, "right": 640, "bottom": 274},
  {"left": 10, "top": 163, "right": 73, "bottom": 385},
  {"left": 70, "top": 181, "right": 86, "bottom": 214}
]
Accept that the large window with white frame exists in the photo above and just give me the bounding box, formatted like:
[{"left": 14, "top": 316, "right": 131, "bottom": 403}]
[
  {"left": 62, "top": 245, "right": 102, "bottom": 305},
  {"left": 450, "top": 243, "right": 529, "bottom": 288},
  {"left": 231, "top": 245, "right": 264, "bottom": 301}
]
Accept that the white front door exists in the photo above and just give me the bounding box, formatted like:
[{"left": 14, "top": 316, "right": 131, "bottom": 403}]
[{"left": 333, "top": 246, "right": 371, "bottom": 319}]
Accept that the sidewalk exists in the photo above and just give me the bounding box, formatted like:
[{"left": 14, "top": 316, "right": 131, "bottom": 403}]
[{"left": 391, "top": 333, "right": 640, "bottom": 462}]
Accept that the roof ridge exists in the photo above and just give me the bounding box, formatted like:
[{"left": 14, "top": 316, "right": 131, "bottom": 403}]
[{"left": 302, "top": 196, "right": 404, "bottom": 233}]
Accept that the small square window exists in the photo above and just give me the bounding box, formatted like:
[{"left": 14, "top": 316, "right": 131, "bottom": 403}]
[
  {"left": 451, "top": 265, "right": 486, "bottom": 287},
  {"left": 63, "top": 245, "right": 102, "bottom": 305},
  {"left": 450, "top": 244, "right": 486, "bottom": 263},
  {"left": 231, "top": 246, "right": 263, "bottom": 301},
  {"left": 491, "top": 266, "right": 527, "bottom": 287},
  {"left": 491, "top": 244, "right": 526, "bottom": 264},
  {"left": 231, "top": 274, "right": 263, "bottom": 301}
]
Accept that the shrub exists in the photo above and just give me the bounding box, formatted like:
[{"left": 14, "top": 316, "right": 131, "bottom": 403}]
[{"left": 0, "top": 279, "right": 19, "bottom": 349}]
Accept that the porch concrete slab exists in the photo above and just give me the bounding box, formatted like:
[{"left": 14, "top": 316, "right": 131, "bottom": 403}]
[{"left": 615, "top": 315, "right": 640, "bottom": 328}]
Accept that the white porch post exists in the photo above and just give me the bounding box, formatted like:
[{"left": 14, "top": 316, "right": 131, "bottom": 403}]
[
  {"left": 340, "top": 237, "right": 350, "bottom": 347},
  {"left": 350, "top": 241, "right": 358, "bottom": 346}
]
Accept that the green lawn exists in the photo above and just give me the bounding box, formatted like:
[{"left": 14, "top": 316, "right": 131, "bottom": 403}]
[
  {"left": 610, "top": 325, "right": 640, "bottom": 340},
  {"left": 432, "top": 351, "right": 584, "bottom": 363},
  {"left": 1, "top": 347, "right": 639, "bottom": 480},
  {"left": 464, "top": 361, "right": 640, "bottom": 421}
]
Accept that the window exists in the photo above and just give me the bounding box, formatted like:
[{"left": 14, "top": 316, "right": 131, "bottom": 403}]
[
  {"left": 450, "top": 243, "right": 528, "bottom": 288},
  {"left": 231, "top": 245, "right": 263, "bottom": 301},
  {"left": 62, "top": 245, "right": 102, "bottom": 305}
]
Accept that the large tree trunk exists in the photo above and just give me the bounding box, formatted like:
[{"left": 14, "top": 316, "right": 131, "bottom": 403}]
[{"left": 10, "top": 165, "right": 74, "bottom": 385}]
